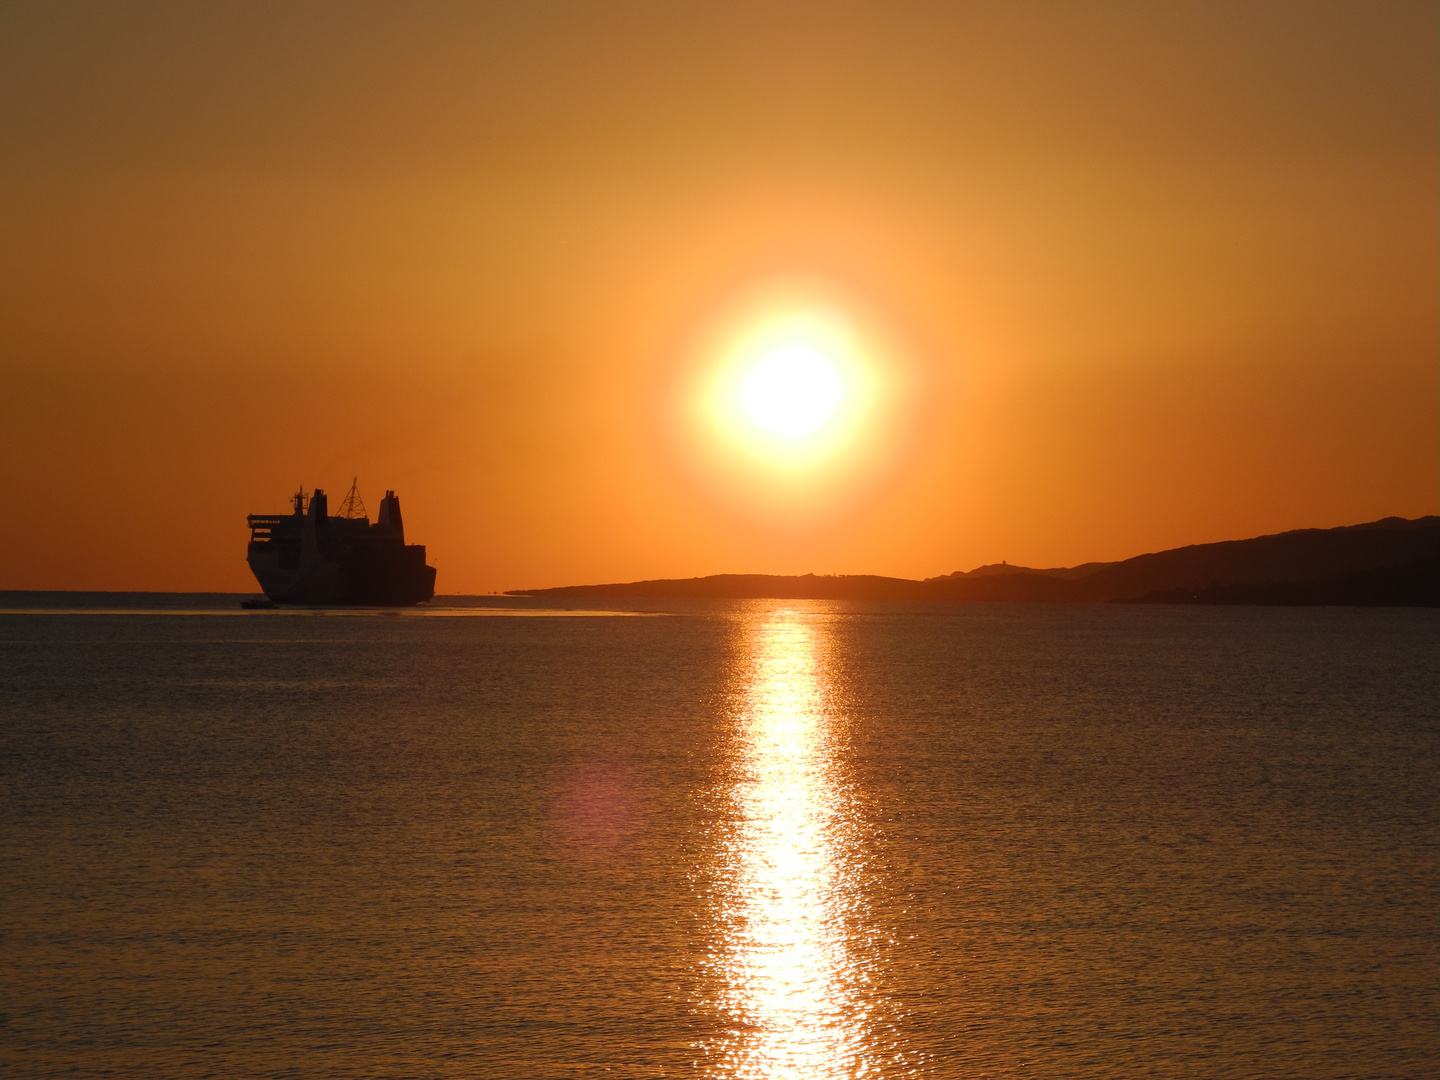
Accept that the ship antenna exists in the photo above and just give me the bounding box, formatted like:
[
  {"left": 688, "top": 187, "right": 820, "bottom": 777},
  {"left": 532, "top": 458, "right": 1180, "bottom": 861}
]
[{"left": 337, "top": 478, "right": 368, "bottom": 520}]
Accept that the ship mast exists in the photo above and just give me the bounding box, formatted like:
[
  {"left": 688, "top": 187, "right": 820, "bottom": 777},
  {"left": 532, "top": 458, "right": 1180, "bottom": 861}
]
[{"left": 336, "top": 478, "right": 368, "bottom": 520}]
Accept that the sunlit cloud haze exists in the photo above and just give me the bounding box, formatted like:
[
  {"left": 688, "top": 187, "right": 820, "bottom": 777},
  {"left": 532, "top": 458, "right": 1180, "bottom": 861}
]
[{"left": 1, "top": 1, "right": 1435, "bottom": 592}]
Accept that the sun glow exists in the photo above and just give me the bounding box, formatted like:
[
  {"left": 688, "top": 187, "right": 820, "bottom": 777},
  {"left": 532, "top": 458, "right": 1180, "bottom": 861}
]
[
  {"left": 668, "top": 277, "right": 922, "bottom": 524},
  {"left": 701, "top": 305, "right": 875, "bottom": 471}
]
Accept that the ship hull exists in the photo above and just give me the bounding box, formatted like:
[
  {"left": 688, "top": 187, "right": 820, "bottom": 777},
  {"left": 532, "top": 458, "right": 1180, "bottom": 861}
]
[{"left": 247, "top": 548, "right": 436, "bottom": 605}]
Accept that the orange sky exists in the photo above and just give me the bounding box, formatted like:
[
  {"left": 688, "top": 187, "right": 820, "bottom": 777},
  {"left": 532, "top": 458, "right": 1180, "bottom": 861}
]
[{"left": 1, "top": 2, "right": 1435, "bottom": 593}]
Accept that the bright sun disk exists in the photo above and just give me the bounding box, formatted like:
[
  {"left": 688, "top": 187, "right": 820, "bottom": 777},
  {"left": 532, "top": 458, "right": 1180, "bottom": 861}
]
[{"left": 738, "top": 343, "right": 846, "bottom": 442}]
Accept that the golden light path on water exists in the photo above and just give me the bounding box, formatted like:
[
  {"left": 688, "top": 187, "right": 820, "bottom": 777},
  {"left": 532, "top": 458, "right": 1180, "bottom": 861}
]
[{"left": 708, "top": 609, "right": 891, "bottom": 1078}]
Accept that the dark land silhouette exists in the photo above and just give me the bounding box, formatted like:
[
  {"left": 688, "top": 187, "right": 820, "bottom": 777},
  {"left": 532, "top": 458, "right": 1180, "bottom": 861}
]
[{"left": 513, "top": 516, "right": 1440, "bottom": 606}]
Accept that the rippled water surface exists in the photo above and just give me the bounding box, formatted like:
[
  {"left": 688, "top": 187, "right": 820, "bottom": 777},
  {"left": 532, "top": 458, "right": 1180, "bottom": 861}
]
[{"left": 2, "top": 598, "right": 1436, "bottom": 1077}]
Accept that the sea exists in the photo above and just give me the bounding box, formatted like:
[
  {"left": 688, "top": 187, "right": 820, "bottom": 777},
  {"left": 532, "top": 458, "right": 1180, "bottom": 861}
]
[{"left": 1, "top": 593, "right": 1436, "bottom": 1079}]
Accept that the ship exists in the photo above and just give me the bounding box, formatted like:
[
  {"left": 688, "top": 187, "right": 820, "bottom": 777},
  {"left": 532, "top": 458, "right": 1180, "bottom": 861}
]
[{"left": 245, "top": 480, "right": 437, "bottom": 605}]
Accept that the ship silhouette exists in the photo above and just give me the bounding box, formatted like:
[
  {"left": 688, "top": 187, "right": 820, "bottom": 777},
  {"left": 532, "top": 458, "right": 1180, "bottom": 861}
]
[{"left": 246, "top": 480, "right": 436, "bottom": 605}]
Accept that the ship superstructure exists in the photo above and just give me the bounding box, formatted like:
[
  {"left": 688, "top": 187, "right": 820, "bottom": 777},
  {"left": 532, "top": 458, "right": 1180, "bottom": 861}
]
[{"left": 246, "top": 480, "right": 436, "bottom": 604}]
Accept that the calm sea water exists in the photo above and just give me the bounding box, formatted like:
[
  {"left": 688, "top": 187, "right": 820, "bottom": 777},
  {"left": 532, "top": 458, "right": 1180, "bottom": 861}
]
[{"left": 1, "top": 597, "right": 1436, "bottom": 1078}]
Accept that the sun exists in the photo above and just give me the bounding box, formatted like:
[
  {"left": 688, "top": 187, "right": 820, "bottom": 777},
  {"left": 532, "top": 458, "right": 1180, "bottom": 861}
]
[
  {"left": 738, "top": 342, "right": 846, "bottom": 441},
  {"left": 669, "top": 279, "right": 920, "bottom": 519},
  {"left": 699, "top": 305, "right": 874, "bottom": 471}
]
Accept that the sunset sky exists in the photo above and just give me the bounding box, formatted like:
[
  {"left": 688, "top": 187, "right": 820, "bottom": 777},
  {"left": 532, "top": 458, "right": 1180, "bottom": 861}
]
[{"left": 2, "top": 1, "right": 1435, "bottom": 593}]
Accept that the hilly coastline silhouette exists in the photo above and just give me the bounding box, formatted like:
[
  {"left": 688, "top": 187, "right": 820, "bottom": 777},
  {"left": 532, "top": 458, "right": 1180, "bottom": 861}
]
[{"left": 513, "top": 516, "right": 1439, "bottom": 606}]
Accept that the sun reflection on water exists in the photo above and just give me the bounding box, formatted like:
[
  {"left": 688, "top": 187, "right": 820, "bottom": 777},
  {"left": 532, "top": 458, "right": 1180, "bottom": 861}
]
[{"left": 708, "top": 609, "right": 877, "bottom": 1078}]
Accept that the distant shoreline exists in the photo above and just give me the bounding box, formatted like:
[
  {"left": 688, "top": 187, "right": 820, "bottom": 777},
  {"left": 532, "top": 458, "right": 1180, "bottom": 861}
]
[{"left": 510, "top": 516, "right": 1440, "bottom": 607}]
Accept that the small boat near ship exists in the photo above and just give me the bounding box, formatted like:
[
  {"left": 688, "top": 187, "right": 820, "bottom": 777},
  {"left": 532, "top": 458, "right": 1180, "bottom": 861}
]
[{"left": 245, "top": 480, "right": 436, "bottom": 605}]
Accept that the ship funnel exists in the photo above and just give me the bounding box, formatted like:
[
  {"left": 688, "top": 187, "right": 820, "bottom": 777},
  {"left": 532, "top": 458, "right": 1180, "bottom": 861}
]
[{"left": 378, "top": 490, "right": 403, "bottom": 539}]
